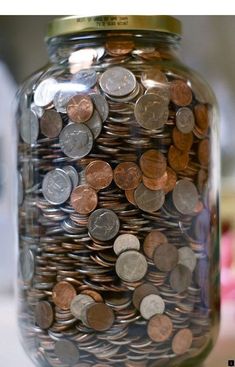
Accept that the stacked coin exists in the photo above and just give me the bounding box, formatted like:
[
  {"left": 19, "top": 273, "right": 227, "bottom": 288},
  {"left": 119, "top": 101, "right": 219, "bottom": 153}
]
[{"left": 17, "top": 36, "right": 213, "bottom": 367}]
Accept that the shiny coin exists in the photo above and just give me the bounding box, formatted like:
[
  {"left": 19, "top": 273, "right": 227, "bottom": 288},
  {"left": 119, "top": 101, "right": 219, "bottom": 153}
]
[
  {"left": 172, "top": 328, "right": 193, "bottom": 355},
  {"left": 143, "top": 230, "right": 168, "bottom": 259},
  {"left": 145, "top": 85, "right": 170, "bottom": 105},
  {"left": 72, "top": 68, "right": 97, "bottom": 89},
  {"left": 63, "top": 165, "right": 79, "bottom": 188},
  {"left": 90, "top": 93, "right": 109, "bottom": 122},
  {"left": 141, "top": 68, "right": 168, "bottom": 89},
  {"left": 19, "top": 248, "right": 34, "bottom": 283},
  {"left": 70, "top": 185, "right": 98, "bottom": 215},
  {"left": 163, "top": 167, "right": 177, "bottom": 194},
  {"left": 178, "top": 247, "right": 197, "bottom": 272},
  {"left": 59, "top": 123, "right": 93, "bottom": 159},
  {"left": 115, "top": 250, "right": 148, "bottom": 282},
  {"left": 52, "top": 281, "right": 77, "bottom": 310},
  {"left": 113, "top": 234, "right": 140, "bottom": 255},
  {"left": 168, "top": 145, "right": 189, "bottom": 172},
  {"left": 147, "top": 314, "right": 173, "bottom": 342},
  {"left": 70, "top": 294, "right": 94, "bottom": 320},
  {"left": 172, "top": 127, "right": 193, "bottom": 152},
  {"left": 88, "top": 208, "right": 120, "bottom": 241},
  {"left": 55, "top": 340, "right": 80, "bottom": 365},
  {"left": 20, "top": 109, "right": 39, "bottom": 145},
  {"left": 132, "top": 283, "right": 159, "bottom": 310},
  {"left": 86, "top": 303, "right": 115, "bottom": 331},
  {"left": 170, "top": 80, "right": 192, "bottom": 106},
  {"left": 194, "top": 103, "right": 209, "bottom": 131},
  {"left": 153, "top": 243, "right": 179, "bottom": 272},
  {"left": 99, "top": 66, "right": 136, "bottom": 97},
  {"left": 142, "top": 171, "right": 168, "bottom": 191},
  {"left": 140, "top": 150, "right": 167, "bottom": 179},
  {"left": 140, "top": 294, "right": 165, "bottom": 320},
  {"left": 34, "top": 77, "right": 58, "bottom": 107},
  {"left": 134, "top": 94, "right": 168, "bottom": 130},
  {"left": 85, "top": 109, "right": 102, "bottom": 138},
  {"left": 176, "top": 107, "right": 195, "bottom": 133},
  {"left": 35, "top": 301, "right": 54, "bottom": 330},
  {"left": 66, "top": 94, "right": 94, "bottom": 123},
  {"left": 42, "top": 168, "right": 72, "bottom": 205},
  {"left": 85, "top": 160, "right": 113, "bottom": 190},
  {"left": 198, "top": 139, "right": 209, "bottom": 166},
  {"left": 170, "top": 264, "right": 192, "bottom": 293},
  {"left": 172, "top": 179, "right": 198, "bottom": 215},
  {"left": 40, "top": 109, "right": 63, "bottom": 138},
  {"left": 114, "top": 162, "right": 142, "bottom": 190},
  {"left": 134, "top": 184, "right": 165, "bottom": 213},
  {"left": 105, "top": 40, "right": 134, "bottom": 56},
  {"left": 53, "top": 90, "right": 77, "bottom": 113}
]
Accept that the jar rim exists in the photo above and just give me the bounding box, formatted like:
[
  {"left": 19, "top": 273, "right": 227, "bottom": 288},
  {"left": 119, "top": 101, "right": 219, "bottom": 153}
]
[{"left": 47, "top": 15, "right": 181, "bottom": 39}]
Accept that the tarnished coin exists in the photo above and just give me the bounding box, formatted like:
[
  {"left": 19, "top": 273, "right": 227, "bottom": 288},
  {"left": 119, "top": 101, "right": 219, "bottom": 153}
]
[
  {"left": 198, "top": 139, "right": 209, "bottom": 166},
  {"left": 19, "top": 248, "right": 34, "bottom": 283},
  {"left": 113, "top": 234, "right": 140, "bottom": 255},
  {"left": 35, "top": 301, "right": 54, "bottom": 330},
  {"left": 140, "top": 294, "right": 165, "bottom": 320},
  {"left": 170, "top": 264, "right": 192, "bottom": 293},
  {"left": 140, "top": 150, "right": 167, "bottom": 179},
  {"left": 85, "top": 160, "right": 113, "bottom": 190},
  {"left": 134, "top": 184, "right": 165, "bottom": 213},
  {"left": 141, "top": 68, "right": 168, "bottom": 89},
  {"left": 114, "top": 162, "right": 142, "bottom": 190},
  {"left": 176, "top": 107, "right": 195, "bottom": 133},
  {"left": 86, "top": 303, "right": 115, "bottom": 331},
  {"left": 63, "top": 165, "right": 79, "bottom": 188},
  {"left": 59, "top": 123, "right": 93, "bottom": 159},
  {"left": 52, "top": 281, "right": 77, "bottom": 310},
  {"left": 172, "top": 179, "right": 198, "bottom": 215},
  {"left": 172, "top": 127, "right": 193, "bottom": 152},
  {"left": 147, "top": 314, "right": 173, "bottom": 342},
  {"left": 134, "top": 94, "right": 169, "bottom": 130},
  {"left": 162, "top": 167, "right": 177, "bottom": 194},
  {"left": 70, "top": 185, "right": 98, "bottom": 215},
  {"left": 72, "top": 68, "right": 97, "bottom": 89},
  {"left": 194, "top": 103, "right": 209, "bottom": 131},
  {"left": 85, "top": 109, "right": 102, "bottom": 139},
  {"left": 67, "top": 95, "right": 94, "bottom": 123},
  {"left": 172, "top": 328, "right": 193, "bottom": 355},
  {"left": 70, "top": 294, "right": 94, "bottom": 320},
  {"left": 168, "top": 145, "right": 189, "bottom": 172},
  {"left": 115, "top": 250, "right": 148, "bottom": 282},
  {"left": 133, "top": 283, "right": 159, "bottom": 310},
  {"left": 170, "top": 80, "right": 192, "bottom": 106},
  {"left": 125, "top": 189, "right": 137, "bottom": 206},
  {"left": 90, "top": 93, "right": 109, "bottom": 122},
  {"left": 143, "top": 230, "right": 168, "bottom": 259},
  {"left": 99, "top": 66, "right": 136, "bottom": 97},
  {"left": 34, "top": 77, "right": 58, "bottom": 107},
  {"left": 20, "top": 109, "right": 39, "bottom": 145},
  {"left": 40, "top": 109, "right": 63, "bottom": 138},
  {"left": 178, "top": 247, "right": 197, "bottom": 272},
  {"left": 55, "top": 340, "right": 80, "bottom": 365},
  {"left": 106, "top": 40, "right": 134, "bottom": 56},
  {"left": 145, "top": 85, "right": 170, "bottom": 105},
  {"left": 142, "top": 171, "right": 168, "bottom": 191},
  {"left": 42, "top": 168, "right": 72, "bottom": 205},
  {"left": 88, "top": 208, "right": 120, "bottom": 241},
  {"left": 153, "top": 243, "right": 179, "bottom": 272}
]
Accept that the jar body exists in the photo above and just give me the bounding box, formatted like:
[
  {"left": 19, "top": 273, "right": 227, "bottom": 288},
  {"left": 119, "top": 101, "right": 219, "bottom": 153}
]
[{"left": 17, "top": 28, "right": 220, "bottom": 367}]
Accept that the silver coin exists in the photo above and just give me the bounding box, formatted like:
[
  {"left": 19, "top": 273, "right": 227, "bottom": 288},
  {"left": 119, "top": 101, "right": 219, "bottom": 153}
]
[
  {"left": 70, "top": 294, "right": 94, "bottom": 320},
  {"left": 42, "top": 168, "right": 72, "bottom": 205},
  {"left": 20, "top": 109, "right": 39, "bottom": 145},
  {"left": 176, "top": 107, "right": 195, "bottom": 133},
  {"left": 140, "top": 294, "right": 165, "bottom": 320},
  {"left": 90, "top": 93, "right": 109, "bottom": 122},
  {"left": 113, "top": 234, "right": 140, "bottom": 256},
  {"left": 88, "top": 208, "right": 120, "bottom": 241},
  {"left": 170, "top": 264, "right": 192, "bottom": 293},
  {"left": 59, "top": 123, "right": 93, "bottom": 159},
  {"left": 134, "top": 94, "right": 169, "bottom": 130},
  {"left": 178, "top": 247, "right": 197, "bottom": 272},
  {"left": 141, "top": 68, "right": 168, "bottom": 89},
  {"left": 115, "top": 250, "right": 148, "bottom": 282},
  {"left": 54, "top": 340, "right": 80, "bottom": 365},
  {"left": 85, "top": 109, "right": 102, "bottom": 139},
  {"left": 145, "top": 86, "right": 170, "bottom": 105},
  {"left": 19, "top": 248, "right": 34, "bottom": 283},
  {"left": 134, "top": 184, "right": 165, "bottom": 213},
  {"left": 34, "top": 77, "right": 58, "bottom": 107},
  {"left": 172, "top": 179, "right": 198, "bottom": 215},
  {"left": 53, "top": 90, "right": 77, "bottom": 113},
  {"left": 62, "top": 165, "right": 79, "bottom": 189},
  {"left": 99, "top": 66, "right": 136, "bottom": 97},
  {"left": 18, "top": 172, "right": 24, "bottom": 206},
  {"left": 72, "top": 68, "right": 97, "bottom": 89}
]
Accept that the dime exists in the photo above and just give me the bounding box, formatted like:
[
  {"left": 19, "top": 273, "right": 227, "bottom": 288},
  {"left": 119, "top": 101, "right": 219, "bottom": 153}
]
[
  {"left": 99, "top": 66, "right": 136, "bottom": 97},
  {"left": 40, "top": 109, "right": 63, "bottom": 138},
  {"left": 42, "top": 168, "right": 72, "bottom": 205},
  {"left": 172, "top": 179, "right": 198, "bottom": 215},
  {"left": 140, "top": 294, "right": 165, "bottom": 320},
  {"left": 194, "top": 103, "right": 209, "bottom": 131},
  {"left": 54, "top": 340, "right": 80, "bottom": 365},
  {"left": 90, "top": 93, "right": 109, "bottom": 122},
  {"left": 66, "top": 95, "right": 94, "bottom": 123},
  {"left": 170, "top": 264, "right": 192, "bottom": 293},
  {"left": 19, "top": 248, "right": 34, "bottom": 283},
  {"left": 115, "top": 250, "right": 148, "bottom": 282},
  {"left": 168, "top": 145, "right": 189, "bottom": 172},
  {"left": 86, "top": 303, "right": 115, "bottom": 331},
  {"left": 172, "top": 328, "right": 193, "bottom": 355},
  {"left": 114, "top": 162, "right": 142, "bottom": 190},
  {"left": 59, "top": 123, "right": 93, "bottom": 159},
  {"left": 113, "top": 234, "right": 140, "bottom": 255},
  {"left": 147, "top": 314, "right": 173, "bottom": 342},
  {"left": 153, "top": 243, "right": 179, "bottom": 272},
  {"left": 85, "top": 109, "right": 102, "bottom": 139},
  {"left": 140, "top": 150, "right": 167, "bottom": 179},
  {"left": 88, "top": 209, "right": 120, "bottom": 241},
  {"left": 72, "top": 68, "right": 97, "bottom": 89},
  {"left": 70, "top": 185, "right": 98, "bottom": 215},
  {"left": 63, "top": 165, "right": 80, "bottom": 188},
  {"left": 198, "top": 139, "right": 209, "bottom": 166},
  {"left": 176, "top": 107, "right": 195, "bottom": 133},
  {"left": 20, "top": 109, "right": 39, "bottom": 145},
  {"left": 106, "top": 40, "right": 134, "bottom": 56},
  {"left": 141, "top": 68, "right": 168, "bottom": 89},
  {"left": 34, "top": 77, "right": 58, "bottom": 107},
  {"left": 162, "top": 167, "right": 177, "bottom": 194},
  {"left": 178, "top": 247, "right": 197, "bottom": 272},
  {"left": 143, "top": 230, "right": 168, "bottom": 259},
  {"left": 132, "top": 283, "right": 159, "bottom": 309},
  {"left": 52, "top": 281, "right": 77, "bottom": 310},
  {"left": 134, "top": 183, "right": 165, "bottom": 213},
  {"left": 134, "top": 94, "right": 168, "bottom": 130},
  {"left": 70, "top": 294, "right": 94, "bottom": 320},
  {"left": 35, "top": 301, "right": 54, "bottom": 330},
  {"left": 85, "top": 160, "right": 113, "bottom": 190},
  {"left": 172, "top": 127, "right": 193, "bottom": 151},
  {"left": 170, "top": 80, "right": 192, "bottom": 106}
]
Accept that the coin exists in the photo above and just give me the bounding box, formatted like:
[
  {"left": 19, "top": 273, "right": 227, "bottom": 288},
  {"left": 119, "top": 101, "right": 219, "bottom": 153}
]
[
  {"left": 194, "top": 103, "right": 209, "bottom": 131},
  {"left": 115, "top": 250, "right": 148, "bottom": 282},
  {"left": 63, "top": 165, "right": 80, "bottom": 188},
  {"left": 113, "top": 234, "right": 140, "bottom": 255},
  {"left": 19, "top": 248, "right": 34, "bottom": 283},
  {"left": 134, "top": 184, "right": 165, "bottom": 213},
  {"left": 99, "top": 66, "right": 136, "bottom": 97},
  {"left": 85, "top": 160, "right": 113, "bottom": 190},
  {"left": 153, "top": 243, "right": 179, "bottom": 272},
  {"left": 145, "top": 85, "right": 170, "bottom": 105},
  {"left": 85, "top": 109, "right": 102, "bottom": 139},
  {"left": 54, "top": 340, "right": 80, "bottom": 365},
  {"left": 35, "top": 301, "right": 54, "bottom": 330},
  {"left": 20, "top": 109, "right": 39, "bottom": 145},
  {"left": 72, "top": 68, "right": 97, "bottom": 89},
  {"left": 147, "top": 314, "right": 173, "bottom": 342},
  {"left": 132, "top": 283, "right": 159, "bottom": 309},
  {"left": 88, "top": 208, "right": 120, "bottom": 241},
  {"left": 134, "top": 94, "right": 168, "bottom": 130},
  {"left": 168, "top": 145, "right": 189, "bottom": 172},
  {"left": 169, "top": 264, "right": 192, "bottom": 293},
  {"left": 114, "top": 162, "right": 142, "bottom": 190},
  {"left": 142, "top": 171, "right": 168, "bottom": 191},
  {"left": 90, "top": 93, "right": 109, "bottom": 122},
  {"left": 125, "top": 189, "right": 137, "bottom": 206},
  {"left": 52, "top": 281, "right": 77, "bottom": 310},
  {"left": 140, "top": 294, "right": 165, "bottom": 320},
  {"left": 86, "top": 303, "right": 115, "bottom": 331},
  {"left": 198, "top": 139, "right": 209, "bottom": 166},
  {"left": 81, "top": 289, "right": 104, "bottom": 303},
  {"left": 70, "top": 294, "right": 94, "bottom": 320},
  {"left": 178, "top": 247, "right": 197, "bottom": 272},
  {"left": 53, "top": 90, "right": 77, "bottom": 113},
  {"left": 141, "top": 68, "right": 168, "bottom": 89},
  {"left": 140, "top": 150, "right": 167, "bottom": 179},
  {"left": 42, "top": 168, "right": 72, "bottom": 205},
  {"left": 170, "top": 80, "right": 192, "bottom": 106},
  {"left": 163, "top": 167, "right": 177, "bottom": 194},
  {"left": 34, "top": 77, "right": 58, "bottom": 107},
  {"left": 18, "top": 172, "right": 24, "bottom": 205},
  {"left": 67, "top": 95, "right": 94, "bottom": 123},
  {"left": 106, "top": 40, "right": 134, "bottom": 56},
  {"left": 176, "top": 107, "right": 195, "bottom": 133},
  {"left": 40, "top": 109, "right": 63, "bottom": 138},
  {"left": 172, "top": 328, "right": 193, "bottom": 355},
  {"left": 143, "top": 230, "right": 168, "bottom": 259},
  {"left": 172, "top": 179, "right": 198, "bottom": 215},
  {"left": 59, "top": 123, "right": 93, "bottom": 159},
  {"left": 172, "top": 127, "right": 193, "bottom": 151},
  {"left": 70, "top": 185, "right": 98, "bottom": 215}
]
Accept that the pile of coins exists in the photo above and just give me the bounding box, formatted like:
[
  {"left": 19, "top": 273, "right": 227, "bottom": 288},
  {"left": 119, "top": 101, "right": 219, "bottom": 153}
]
[{"left": 18, "top": 37, "right": 213, "bottom": 367}]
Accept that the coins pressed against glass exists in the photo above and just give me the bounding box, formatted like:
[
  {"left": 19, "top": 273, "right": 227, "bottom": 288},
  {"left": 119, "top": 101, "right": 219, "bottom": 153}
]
[{"left": 18, "top": 33, "right": 212, "bottom": 367}]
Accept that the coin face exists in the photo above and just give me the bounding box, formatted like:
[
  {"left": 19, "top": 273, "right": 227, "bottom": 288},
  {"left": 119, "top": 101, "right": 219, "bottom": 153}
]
[
  {"left": 19, "top": 248, "right": 34, "bottom": 283},
  {"left": 85, "top": 109, "right": 102, "bottom": 139},
  {"left": 59, "top": 123, "right": 93, "bottom": 159},
  {"left": 63, "top": 165, "right": 79, "bottom": 188},
  {"left": 20, "top": 109, "right": 39, "bottom": 145},
  {"left": 86, "top": 303, "right": 115, "bottom": 331},
  {"left": 194, "top": 103, "right": 209, "bottom": 131},
  {"left": 72, "top": 68, "right": 97, "bottom": 89},
  {"left": 52, "top": 281, "right": 77, "bottom": 310},
  {"left": 198, "top": 139, "right": 209, "bottom": 166},
  {"left": 42, "top": 168, "right": 72, "bottom": 205},
  {"left": 85, "top": 160, "right": 113, "bottom": 190},
  {"left": 35, "top": 301, "right": 54, "bottom": 330},
  {"left": 67, "top": 94, "right": 94, "bottom": 123},
  {"left": 88, "top": 209, "right": 120, "bottom": 241},
  {"left": 170, "top": 80, "right": 192, "bottom": 106},
  {"left": 153, "top": 243, "right": 179, "bottom": 272},
  {"left": 141, "top": 68, "right": 168, "bottom": 89},
  {"left": 145, "top": 85, "right": 170, "bottom": 105},
  {"left": 34, "top": 77, "right": 58, "bottom": 107},
  {"left": 140, "top": 150, "right": 167, "bottom": 179},
  {"left": 134, "top": 184, "right": 165, "bottom": 213},
  {"left": 178, "top": 247, "right": 196, "bottom": 272},
  {"left": 70, "top": 294, "right": 94, "bottom": 320},
  {"left": 142, "top": 171, "right": 168, "bottom": 191},
  {"left": 99, "top": 66, "right": 136, "bottom": 97},
  {"left": 176, "top": 107, "right": 195, "bottom": 133},
  {"left": 132, "top": 283, "right": 159, "bottom": 310},
  {"left": 114, "top": 162, "right": 142, "bottom": 190},
  {"left": 147, "top": 314, "right": 173, "bottom": 342},
  {"left": 54, "top": 340, "right": 80, "bottom": 365},
  {"left": 172, "top": 127, "right": 193, "bottom": 152},
  {"left": 143, "top": 230, "right": 168, "bottom": 259},
  {"left": 168, "top": 145, "right": 189, "bottom": 172},
  {"left": 70, "top": 185, "right": 98, "bottom": 215},
  {"left": 169, "top": 264, "right": 192, "bottom": 293},
  {"left": 172, "top": 179, "right": 198, "bottom": 215},
  {"left": 40, "top": 109, "right": 63, "bottom": 138},
  {"left": 172, "top": 328, "right": 193, "bottom": 355},
  {"left": 90, "top": 93, "right": 109, "bottom": 122},
  {"left": 115, "top": 250, "right": 148, "bottom": 282},
  {"left": 140, "top": 294, "right": 165, "bottom": 320},
  {"left": 113, "top": 234, "right": 140, "bottom": 255}
]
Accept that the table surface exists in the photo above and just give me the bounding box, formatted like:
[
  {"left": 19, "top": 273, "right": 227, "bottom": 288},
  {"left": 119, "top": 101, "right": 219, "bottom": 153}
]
[{"left": 0, "top": 294, "right": 234, "bottom": 367}]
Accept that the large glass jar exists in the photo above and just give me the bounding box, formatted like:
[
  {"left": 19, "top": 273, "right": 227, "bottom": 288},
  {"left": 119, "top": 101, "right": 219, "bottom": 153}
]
[{"left": 17, "top": 15, "right": 220, "bottom": 367}]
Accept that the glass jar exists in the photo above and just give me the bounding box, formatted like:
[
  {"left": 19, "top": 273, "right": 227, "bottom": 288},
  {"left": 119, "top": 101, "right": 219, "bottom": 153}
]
[{"left": 17, "top": 15, "right": 220, "bottom": 367}]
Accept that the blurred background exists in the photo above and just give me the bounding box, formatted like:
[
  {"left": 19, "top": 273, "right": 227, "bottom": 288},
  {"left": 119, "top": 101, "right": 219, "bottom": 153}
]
[{"left": 0, "top": 15, "right": 234, "bottom": 366}]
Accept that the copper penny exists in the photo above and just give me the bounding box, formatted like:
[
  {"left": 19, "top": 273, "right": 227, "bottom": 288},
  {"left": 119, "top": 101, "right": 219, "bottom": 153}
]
[
  {"left": 194, "top": 103, "right": 209, "bottom": 131},
  {"left": 86, "top": 302, "right": 115, "bottom": 331},
  {"left": 114, "top": 162, "right": 142, "bottom": 190},
  {"left": 143, "top": 171, "right": 168, "bottom": 191},
  {"left": 132, "top": 283, "right": 159, "bottom": 309},
  {"left": 172, "top": 328, "right": 193, "bottom": 355},
  {"left": 162, "top": 167, "right": 177, "bottom": 194},
  {"left": 52, "top": 281, "right": 76, "bottom": 310},
  {"left": 66, "top": 95, "right": 93, "bottom": 123},
  {"left": 70, "top": 185, "right": 98, "bottom": 215},
  {"left": 172, "top": 127, "right": 193, "bottom": 152},
  {"left": 168, "top": 145, "right": 189, "bottom": 171},
  {"left": 198, "top": 139, "right": 209, "bottom": 166},
  {"left": 143, "top": 230, "right": 168, "bottom": 259},
  {"left": 35, "top": 301, "right": 54, "bottom": 329},
  {"left": 147, "top": 314, "right": 173, "bottom": 342},
  {"left": 125, "top": 189, "right": 137, "bottom": 206},
  {"left": 106, "top": 40, "right": 134, "bottom": 56},
  {"left": 81, "top": 289, "right": 104, "bottom": 303},
  {"left": 153, "top": 243, "right": 179, "bottom": 272},
  {"left": 169, "top": 264, "right": 192, "bottom": 293},
  {"left": 40, "top": 110, "right": 63, "bottom": 138},
  {"left": 140, "top": 149, "right": 167, "bottom": 179},
  {"left": 85, "top": 160, "right": 113, "bottom": 190},
  {"left": 170, "top": 80, "right": 192, "bottom": 106}
]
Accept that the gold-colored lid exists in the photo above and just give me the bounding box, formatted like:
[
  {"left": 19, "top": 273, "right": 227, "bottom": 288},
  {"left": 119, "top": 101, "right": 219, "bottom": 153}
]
[{"left": 47, "top": 15, "right": 181, "bottom": 39}]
